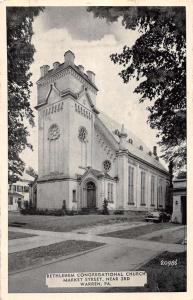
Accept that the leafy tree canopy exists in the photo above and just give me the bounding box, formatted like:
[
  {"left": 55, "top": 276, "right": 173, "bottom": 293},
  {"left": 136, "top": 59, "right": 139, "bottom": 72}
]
[
  {"left": 7, "top": 7, "right": 44, "bottom": 183},
  {"left": 88, "top": 7, "right": 186, "bottom": 172}
]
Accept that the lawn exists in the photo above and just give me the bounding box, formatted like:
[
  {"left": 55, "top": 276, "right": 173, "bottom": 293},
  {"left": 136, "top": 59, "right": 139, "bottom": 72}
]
[
  {"left": 9, "top": 240, "right": 105, "bottom": 273},
  {"left": 8, "top": 231, "right": 37, "bottom": 240},
  {"left": 8, "top": 211, "right": 146, "bottom": 232},
  {"left": 147, "top": 227, "right": 186, "bottom": 244},
  {"left": 105, "top": 251, "right": 186, "bottom": 292},
  {"left": 99, "top": 222, "right": 178, "bottom": 239}
]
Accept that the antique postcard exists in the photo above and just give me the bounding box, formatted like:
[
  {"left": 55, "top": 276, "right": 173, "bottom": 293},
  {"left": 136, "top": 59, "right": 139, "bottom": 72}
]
[{"left": 0, "top": 0, "right": 193, "bottom": 299}]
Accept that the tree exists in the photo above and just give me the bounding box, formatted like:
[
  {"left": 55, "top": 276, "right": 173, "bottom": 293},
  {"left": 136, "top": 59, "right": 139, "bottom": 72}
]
[
  {"left": 7, "top": 7, "right": 44, "bottom": 183},
  {"left": 87, "top": 7, "right": 186, "bottom": 172}
]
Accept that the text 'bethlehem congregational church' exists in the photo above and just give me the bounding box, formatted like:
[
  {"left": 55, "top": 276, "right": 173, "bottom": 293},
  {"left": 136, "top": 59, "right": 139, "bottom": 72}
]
[{"left": 35, "top": 50, "right": 169, "bottom": 212}]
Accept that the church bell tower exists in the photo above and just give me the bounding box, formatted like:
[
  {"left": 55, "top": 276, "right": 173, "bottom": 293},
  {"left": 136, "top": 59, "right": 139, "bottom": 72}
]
[{"left": 35, "top": 50, "right": 99, "bottom": 210}]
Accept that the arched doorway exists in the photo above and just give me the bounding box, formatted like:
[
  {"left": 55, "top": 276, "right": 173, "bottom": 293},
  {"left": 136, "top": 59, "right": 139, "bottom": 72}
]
[{"left": 86, "top": 181, "right": 96, "bottom": 209}]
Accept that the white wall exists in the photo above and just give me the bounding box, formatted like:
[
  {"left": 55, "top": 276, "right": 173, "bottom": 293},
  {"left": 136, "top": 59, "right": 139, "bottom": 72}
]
[{"left": 37, "top": 180, "right": 70, "bottom": 209}]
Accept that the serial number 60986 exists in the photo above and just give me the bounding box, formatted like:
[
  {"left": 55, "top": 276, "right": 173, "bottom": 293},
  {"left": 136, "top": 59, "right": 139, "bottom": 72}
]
[{"left": 160, "top": 259, "right": 178, "bottom": 266}]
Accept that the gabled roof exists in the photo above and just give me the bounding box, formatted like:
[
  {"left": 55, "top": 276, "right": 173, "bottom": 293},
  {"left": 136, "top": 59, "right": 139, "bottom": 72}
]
[
  {"left": 80, "top": 168, "right": 116, "bottom": 181},
  {"left": 97, "top": 112, "right": 168, "bottom": 173}
]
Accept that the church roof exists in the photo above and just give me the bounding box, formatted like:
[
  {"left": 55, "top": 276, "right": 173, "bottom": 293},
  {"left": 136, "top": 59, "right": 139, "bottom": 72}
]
[{"left": 98, "top": 112, "right": 168, "bottom": 173}]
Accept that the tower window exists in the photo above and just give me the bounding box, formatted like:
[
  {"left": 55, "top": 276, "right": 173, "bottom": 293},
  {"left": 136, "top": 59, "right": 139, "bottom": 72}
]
[
  {"left": 128, "top": 138, "right": 133, "bottom": 144},
  {"left": 78, "top": 126, "right": 87, "bottom": 143},
  {"left": 103, "top": 160, "right": 111, "bottom": 173},
  {"left": 48, "top": 124, "right": 60, "bottom": 140}
]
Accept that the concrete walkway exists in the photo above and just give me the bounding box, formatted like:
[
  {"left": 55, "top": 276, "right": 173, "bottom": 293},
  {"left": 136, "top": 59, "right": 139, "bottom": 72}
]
[
  {"left": 9, "top": 244, "right": 160, "bottom": 293},
  {"left": 9, "top": 221, "right": 147, "bottom": 253},
  {"left": 8, "top": 222, "right": 186, "bottom": 293},
  {"left": 9, "top": 224, "right": 186, "bottom": 254}
]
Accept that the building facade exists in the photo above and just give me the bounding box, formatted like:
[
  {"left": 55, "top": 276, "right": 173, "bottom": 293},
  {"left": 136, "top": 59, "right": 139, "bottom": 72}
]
[
  {"left": 36, "top": 50, "right": 169, "bottom": 212},
  {"left": 171, "top": 178, "right": 186, "bottom": 224},
  {"left": 8, "top": 173, "right": 34, "bottom": 211}
]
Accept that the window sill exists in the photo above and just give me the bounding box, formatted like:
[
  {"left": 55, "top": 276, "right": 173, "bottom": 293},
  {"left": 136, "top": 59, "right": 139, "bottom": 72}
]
[
  {"left": 128, "top": 203, "right": 135, "bottom": 205},
  {"left": 140, "top": 203, "right": 146, "bottom": 206}
]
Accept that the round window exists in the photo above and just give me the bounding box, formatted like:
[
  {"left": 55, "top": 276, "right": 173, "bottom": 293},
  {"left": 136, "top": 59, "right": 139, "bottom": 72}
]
[
  {"left": 103, "top": 160, "right": 111, "bottom": 173},
  {"left": 78, "top": 126, "right": 87, "bottom": 142},
  {"left": 48, "top": 124, "right": 60, "bottom": 140}
]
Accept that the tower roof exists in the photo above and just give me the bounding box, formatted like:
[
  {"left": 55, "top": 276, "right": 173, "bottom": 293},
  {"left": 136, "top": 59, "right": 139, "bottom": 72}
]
[{"left": 37, "top": 51, "right": 98, "bottom": 92}]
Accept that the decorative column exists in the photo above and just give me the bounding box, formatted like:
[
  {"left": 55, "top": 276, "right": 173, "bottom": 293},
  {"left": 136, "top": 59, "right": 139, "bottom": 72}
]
[{"left": 116, "top": 124, "right": 128, "bottom": 210}]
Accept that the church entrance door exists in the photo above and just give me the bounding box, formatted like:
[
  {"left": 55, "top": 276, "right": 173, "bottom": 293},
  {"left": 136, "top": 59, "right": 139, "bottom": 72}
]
[{"left": 86, "top": 181, "right": 96, "bottom": 209}]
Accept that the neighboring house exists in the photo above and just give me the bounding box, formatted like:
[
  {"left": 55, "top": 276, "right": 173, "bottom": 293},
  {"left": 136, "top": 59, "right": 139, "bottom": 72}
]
[
  {"left": 8, "top": 173, "right": 34, "bottom": 211},
  {"left": 35, "top": 50, "right": 169, "bottom": 212},
  {"left": 8, "top": 192, "right": 24, "bottom": 211},
  {"left": 171, "top": 178, "right": 186, "bottom": 224}
]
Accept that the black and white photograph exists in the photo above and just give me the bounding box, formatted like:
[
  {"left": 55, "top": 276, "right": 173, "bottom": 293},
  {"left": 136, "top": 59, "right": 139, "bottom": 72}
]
[{"left": 1, "top": 1, "right": 191, "bottom": 297}]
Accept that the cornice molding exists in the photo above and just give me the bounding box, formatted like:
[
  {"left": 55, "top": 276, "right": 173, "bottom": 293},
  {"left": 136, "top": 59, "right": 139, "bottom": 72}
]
[
  {"left": 127, "top": 151, "right": 169, "bottom": 177},
  {"left": 38, "top": 175, "right": 78, "bottom": 183}
]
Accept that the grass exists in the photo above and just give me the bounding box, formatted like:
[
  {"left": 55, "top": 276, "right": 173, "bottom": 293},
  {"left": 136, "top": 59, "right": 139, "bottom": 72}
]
[
  {"left": 8, "top": 211, "right": 146, "bottom": 232},
  {"left": 99, "top": 222, "right": 178, "bottom": 239},
  {"left": 8, "top": 231, "right": 37, "bottom": 240},
  {"left": 148, "top": 227, "right": 186, "bottom": 244},
  {"left": 105, "top": 251, "right": 186, "bottom": 293},
  {"left": 9, "top": 240, "right": 105, "bottom": 273}
]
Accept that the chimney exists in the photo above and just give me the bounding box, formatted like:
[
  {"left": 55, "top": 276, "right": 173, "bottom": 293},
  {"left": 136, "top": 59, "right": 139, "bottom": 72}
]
[
  {"left": 86, "top": 70, "right": 95, "bottom": 83},
  {"left": 64, "top": 50, "right": 75, "bottom": 64},
  {"left": 153, "top": 146, "right": 157, "bottom": 156},
  {"left": 119, "top": 124, "right": 128, "bottom": 150},
  {"left": 78, "top": 65, "right": 84, "bottom": 72},
  {"left": 53, "top": 62, "right": 60, "bottom": 70},
  {"left": 40, "top": 65, "right": 50, "bottom": 77}
]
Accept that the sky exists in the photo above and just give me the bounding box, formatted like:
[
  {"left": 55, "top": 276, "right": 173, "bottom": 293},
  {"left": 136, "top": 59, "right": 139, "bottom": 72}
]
[{"left": 21, "top": 6, "right": 166, "bottom": 171}]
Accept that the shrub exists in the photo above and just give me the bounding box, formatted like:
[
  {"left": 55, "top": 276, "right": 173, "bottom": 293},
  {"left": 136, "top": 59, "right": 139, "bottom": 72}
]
[
  {"left": 20, "top": 208, "right": 66, "bottom": 216},
  {"left": 62, "top": 200, "right": 67, "bottom": 215},
  {"left": 102, "top": 198, "right": 109, "bottom": 215},
  {"left": 20, "top": 207, "right": 36, "bottom": 215},
  {"left": 113, "top": 210, "right": 124, "bottom": 215},
  {"left": 24, "top": 201, "right": 29, "bottom": 209},
  {"left": 78, "top": 208, "right": 89, "bottom": 215},
  {"left": 66, "top": 210, "right": 75, "bottom": 216}
]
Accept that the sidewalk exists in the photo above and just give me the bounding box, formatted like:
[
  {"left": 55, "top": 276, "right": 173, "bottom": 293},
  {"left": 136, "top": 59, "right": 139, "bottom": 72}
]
[
  {"left": 8, "top": 222, "right": 186, "bottom": 293},
  {"left": 9, "top": 243, "right": 160, "bottom": 293},
  {"left": 9, "top": 224, "right": 186, "bottom": 254}
]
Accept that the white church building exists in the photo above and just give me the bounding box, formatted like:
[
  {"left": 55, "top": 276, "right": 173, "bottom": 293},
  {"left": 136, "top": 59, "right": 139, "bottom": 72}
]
[{"left": 35, "top": 50, "right": 169, "bottom": 212}]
